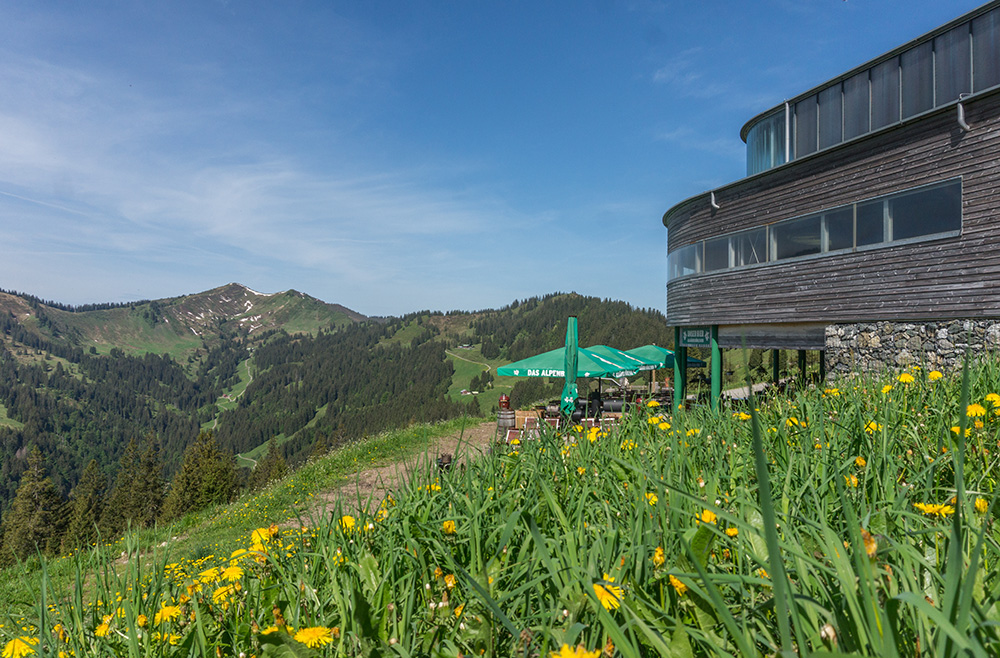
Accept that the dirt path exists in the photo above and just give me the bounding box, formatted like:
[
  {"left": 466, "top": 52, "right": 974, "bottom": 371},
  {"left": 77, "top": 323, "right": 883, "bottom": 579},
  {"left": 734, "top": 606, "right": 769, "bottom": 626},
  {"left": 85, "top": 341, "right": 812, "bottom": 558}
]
[{"left": 306, "top": 420, "right": 498, "bottom": 517}]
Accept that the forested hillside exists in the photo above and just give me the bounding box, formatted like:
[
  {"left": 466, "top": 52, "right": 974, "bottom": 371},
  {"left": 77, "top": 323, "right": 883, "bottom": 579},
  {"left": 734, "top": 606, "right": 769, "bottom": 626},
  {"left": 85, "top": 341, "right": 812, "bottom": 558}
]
[{"left": 0, "top": 286, "right": 673, "bottom": 563}]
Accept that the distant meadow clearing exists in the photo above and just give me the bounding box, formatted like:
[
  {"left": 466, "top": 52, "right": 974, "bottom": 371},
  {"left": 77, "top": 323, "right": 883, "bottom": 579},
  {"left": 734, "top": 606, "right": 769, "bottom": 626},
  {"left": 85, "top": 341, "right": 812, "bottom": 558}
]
[{"left": 4, "top": 361, "right": 1000, "bottom": 657}]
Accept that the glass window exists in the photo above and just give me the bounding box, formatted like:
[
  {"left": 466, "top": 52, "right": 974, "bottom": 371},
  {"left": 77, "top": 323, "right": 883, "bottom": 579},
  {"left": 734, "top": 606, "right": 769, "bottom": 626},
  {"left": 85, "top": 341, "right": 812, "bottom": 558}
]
[
  {"left": 771, "top": 215, "right": 821, "bottom": 260},
  {"left": 901, "top": 41, "right": 934, "bottom": 118},
  {"left": 936, "top": 25, "right": 971, "bottom": 104},
  {"left": 823, "top": 207, "right": 854, "bottom": 251},
  {"left": 745, "top": 110, "right": 786, "bottom": 176},
  {"left": 794, "top": 95, "right": 818, "bottom": 158},
  {"left": 871, "top": 57, "right": 900, "bottom": 130},
  {"left": 818, "top": 84, "right": 843, "bottom": 150},
  {"left": 973, "top": 8, "right": 1000, "bottom": 92},
  {"left": 734, "top": 228, "right": 767, "bottom": 266},
  {"left": 704, "top": 236, "right": 730, "bottom": 272},
  {"left": 857, "top": 200, "right": 886, "bottom": 246},
  {"left": 668, "top": 243, "right": 701, "bottom": 280},
  {"left": 890, "top": 180, "right": 962, "bottom": 241},
  {"left": 843, "top": 71, "right": 870, "bottom": 140}
]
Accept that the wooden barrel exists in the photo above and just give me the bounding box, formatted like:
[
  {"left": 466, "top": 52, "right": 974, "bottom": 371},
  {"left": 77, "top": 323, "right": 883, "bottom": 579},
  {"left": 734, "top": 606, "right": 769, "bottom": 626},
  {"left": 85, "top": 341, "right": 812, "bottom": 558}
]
[{"left": 497, "top": 409, "right": 516, "bottom": 429}]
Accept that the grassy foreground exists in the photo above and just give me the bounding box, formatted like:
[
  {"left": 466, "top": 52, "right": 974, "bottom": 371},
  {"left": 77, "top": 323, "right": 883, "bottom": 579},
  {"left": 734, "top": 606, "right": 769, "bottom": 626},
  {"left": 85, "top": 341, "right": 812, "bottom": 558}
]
[{"left": 4, "top": 361, "right": 1000, "bottom": 657}]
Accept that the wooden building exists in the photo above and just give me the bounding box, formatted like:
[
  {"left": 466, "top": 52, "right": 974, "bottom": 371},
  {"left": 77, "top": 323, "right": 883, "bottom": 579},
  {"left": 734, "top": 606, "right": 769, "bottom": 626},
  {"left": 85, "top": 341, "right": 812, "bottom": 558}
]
[{"left": 663, "top": 2, "right": 1000, "bottom": 406}]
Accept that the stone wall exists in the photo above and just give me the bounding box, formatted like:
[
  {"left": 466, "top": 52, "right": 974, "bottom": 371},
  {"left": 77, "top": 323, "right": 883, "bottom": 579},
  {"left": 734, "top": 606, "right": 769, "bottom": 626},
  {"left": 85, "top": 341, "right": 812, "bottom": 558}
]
[{"left": 825, "top": 320, "right": 1000, "bottom": 378}]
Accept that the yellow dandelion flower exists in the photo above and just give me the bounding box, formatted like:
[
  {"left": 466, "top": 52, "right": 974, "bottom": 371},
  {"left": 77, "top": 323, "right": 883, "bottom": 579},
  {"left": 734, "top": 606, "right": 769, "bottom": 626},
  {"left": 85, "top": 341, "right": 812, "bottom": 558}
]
[
  {"left": 339, "top": 515, "right": 356, "bottom": 532},
  {"left": 645, "top": 492, "right": 658, "bottom": 506},
  {"left": 967, "top": 403, "right": 987, "bottom": 418},
  {"left": 658, "top": 422, "right": 671, "bottom": 430},
  {"left": 136, "top": 614, "right": 148, "bottom": 628},
  {"left": 913, "top": 502, "right": 955, "bottom": 517},
  {"left": 976, "top": 497, "right": 989, "bottom": 514},
  {"left": 212, "top": 584, "right": 236, "bottom": 605},
  {"left": 951, "top": 426, "right": 972, "bottom": 437},
  {"left": 823, "top": 388, "right": 840, "bottom": 396},
  {"left": 154, "top": 605, "right": 181, "bottom": 626},
  {"left": 2, "top": 638, "right": 38, "bottom": 658},
  {"left": 786, "top": 417, "right": 802, "bottom": 427},
  {"left": 647, "top": 400, "right": 660, "bottom": 408},
  {"left": 734, "top": 411, "right": 752, "bottom": 421},
  {"left": 696, "top": 509, "right": 717, "bottom": 525},
  {"left": 442, "top": 520, "right": 457, "bottom": 535},
  {"left": 444, "top": 574, "right": 457, "bottom": 589},
  {"left": 293, "top": 627, "right": 333, "bottom": 649},
  {"left": 577, "top": 466, "right": 586, "bottom": 475},
  {"left": 592, "top": 573, "right": 622, "bottom": 610},
  {"left": 928, "top": 370, "right": 944, "bottom": 381},
  {"left": 669, "top": 574, "right": 688, "bottom": 596},
  {"left": 549, "top": 645, "right": 601, "bottom": 658},
  {"left": 221, "top": 565, "right": 243, "bottom": 582},
  {"left": 864, "top": 421, "right": 882, "bottom": 434},
  {"left": 725, "top": 527, "right": 738, "bottom": 538},
  {"left": 844, "top": 474, "right": 859, "bottom": 487},
  {"left": 897, "top": 372, "right": 915, "bottom": 384},
  {"left": 647, "top": 416, "right": 661, "bottom": 426},
  {"left": 454, "top": 603, "right": 465, "bottom": 617},
  {"left": 198, "top": 567, "right": 219, "bottom": 584},
  {"left": 855, "top": 456, "right": 867, "bottom": 468},
  {"left": 94, "top": 621, "right": 110, "bottom": 638},
  {"left": 686, "top": 428, "right": 701, "bottom": 437},
  {"left": 881, "top": 384, "right": 893, "bottom": 394},
  {"left": 652, "top": 546, "right": 665, "bottom": 567}
]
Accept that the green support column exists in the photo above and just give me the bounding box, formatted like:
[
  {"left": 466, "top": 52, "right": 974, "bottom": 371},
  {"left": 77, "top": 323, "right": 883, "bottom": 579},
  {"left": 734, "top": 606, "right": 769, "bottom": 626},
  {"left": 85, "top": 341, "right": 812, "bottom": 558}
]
[
  {"left": 711, "top": 325, "right": 721, "bottom": 411},
  {"left": 673, "top": 326, "right": 686, "bottom": 410},
  {"left": 772, "top": 349, "right": 780, "bottom": 384},
  {"left": 798, "top": 349, "right": 807, "bottom": 384}
]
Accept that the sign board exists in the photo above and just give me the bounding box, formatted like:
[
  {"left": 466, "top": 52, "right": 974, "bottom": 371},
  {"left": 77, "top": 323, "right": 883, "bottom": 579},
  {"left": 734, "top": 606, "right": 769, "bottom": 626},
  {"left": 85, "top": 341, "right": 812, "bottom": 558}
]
[{"left": 679, "top": 326, "right": 712, "bottom": 348}]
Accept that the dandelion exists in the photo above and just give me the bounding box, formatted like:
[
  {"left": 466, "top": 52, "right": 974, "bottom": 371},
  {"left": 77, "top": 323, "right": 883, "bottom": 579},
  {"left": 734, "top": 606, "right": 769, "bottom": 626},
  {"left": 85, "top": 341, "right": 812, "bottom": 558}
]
[
  {"left": 645, "top": 492, "right": 658, "bottom": 506},
  {"left": 577, "top": 466, "right": 586, "bottom": 475},
  {"left": 454, "top": 604, "right": 465, "bottom": 617},
  {"left": 620, "top": 439, "right": 636, "bottom": 451},
  {"left": 444, "top": 574, "right": 457, "bottom": 589},
  {"left": 864, "top": 421, "right": 882, "bottom": 434},
  {"left": 213, "top": 584, "right": 237, "bottom": 605},
  {"left": 987, "top": 393, "right": 1000, "bottom": 406},
  {"left": 881, "top": 384, "right": 893, "bottom": 394},
  {"left": 855, "top": 456, "right": 867, "bottom": 468},
  {"left": 442, "top": 520, "right": 457, "bottom": 535},
  {"left": 647, "top": 400, "right": 660, "bottom": 408},
  {"left": 786, "top": 417, "right": 803, "bottom": 428},
  {"left": 897, "top": 372, "right": 915, "bottom": 384},
  {"left": 95, "top": 619, "right": 111, "bottom": 638},
  {"left": 976, "top": 497, "right": 989, "bottom": 514},
  {"left": 652, "top": 546, "right": 665, "bottom": 567},
  {"left": 592, "top": 573, "right": 622, "bottom": 611},
  {"left": 913, "top": 502, "right": 955, "bottom": 517},
  {"left": 844, "top": 474, "right": 859, "bottom": 487},
  {"left": 154, "top": 605, "right": 182, "bottom": 626},
  {"left": 725, "top": 527, "right": 738, "bottom": 538},
  {"left": 823, "top": 388, "right": 840, "bottom": 397},
  {"left": 293, "top": 627, "right": 333, "bottom": 649},
  {"left": 951, "top": 426, "right": 972, "bottom": 438},
  {"left": 686, "top": 428, "right": 701, "bottom": 437},
  {"left": 929, "top": 370, "right": 944, "bottom": 381},
  {"left": 967, "top": 403, "right": 987, "bottom": 418},
  {"left": 669, "top": 574, "right": 688, "bottom": 596},
  {"left": 221, "top": 565, "right": 244, "bottom": 582},
  {"left": 734, "top": 411, "right": 752, "bottom": 421},
  {"left": 696, "top": 509, "right": 717, "bottom": 525},
  {"left": 339, "top": 515, "right": 356, "bottom": 532},
  {"left": 861, "top": 529, "right": 878, "bottom": 559},
  {"left": 136, "top": 615, "right": 148, "bottom": 628},
  {"left": 549, "top": 645, "right": 601, "bottom": 658},
  {"left": 658, "top": 422, "right": 671, "bottom": 430},
  {"left": 2, "top": 638, "right": 38, "bottom": 658}
]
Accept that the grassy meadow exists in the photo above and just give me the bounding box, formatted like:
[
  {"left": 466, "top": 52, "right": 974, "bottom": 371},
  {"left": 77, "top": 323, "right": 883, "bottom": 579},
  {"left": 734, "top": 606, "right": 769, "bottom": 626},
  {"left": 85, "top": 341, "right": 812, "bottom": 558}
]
[{"left": 4, "top": 360, "right": 1000, "bottom": 657}]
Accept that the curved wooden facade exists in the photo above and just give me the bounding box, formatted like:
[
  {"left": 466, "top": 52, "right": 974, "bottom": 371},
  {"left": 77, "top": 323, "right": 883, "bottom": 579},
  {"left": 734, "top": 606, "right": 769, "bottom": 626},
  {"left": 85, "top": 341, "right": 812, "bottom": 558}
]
[{"left": 664, "top": 77, "right": 1000, "bottom": 333}]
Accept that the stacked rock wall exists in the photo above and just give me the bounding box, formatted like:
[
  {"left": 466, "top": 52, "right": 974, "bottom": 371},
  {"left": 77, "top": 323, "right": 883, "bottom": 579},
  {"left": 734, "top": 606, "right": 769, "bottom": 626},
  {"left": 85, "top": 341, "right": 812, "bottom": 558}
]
[{"left": 825, "top": 320, "right": 1000, "bottom": 378}]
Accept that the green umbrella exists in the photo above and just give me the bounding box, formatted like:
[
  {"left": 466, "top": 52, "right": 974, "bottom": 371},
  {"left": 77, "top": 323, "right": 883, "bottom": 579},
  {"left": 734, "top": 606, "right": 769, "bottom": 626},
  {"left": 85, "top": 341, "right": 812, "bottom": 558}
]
[
  {"left": 624, "top": 344, "right": 706, "bottom": 369},
  {"left": 496, "top": 347, "right": 640, "bottom": 379},
  {"left": 560, "top": 317, "right": 578, "bottom": 417},
  {"left": 585, "top": 345, "right": 661, "bottom": 372}
]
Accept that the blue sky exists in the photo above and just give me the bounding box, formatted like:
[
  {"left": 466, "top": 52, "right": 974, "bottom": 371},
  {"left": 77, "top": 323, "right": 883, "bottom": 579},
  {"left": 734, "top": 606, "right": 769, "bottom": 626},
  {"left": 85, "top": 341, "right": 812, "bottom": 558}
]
[{"left": 0, "top": 1, "right": 985, "bottom": 316}]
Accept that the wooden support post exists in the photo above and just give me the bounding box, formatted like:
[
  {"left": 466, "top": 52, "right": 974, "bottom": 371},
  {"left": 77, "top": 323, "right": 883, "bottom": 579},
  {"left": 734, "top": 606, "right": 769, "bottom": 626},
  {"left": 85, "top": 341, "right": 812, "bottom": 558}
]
[
  {"left": 798, "top": 349, "right": 807, "bottom": 384},
  {"left": 772, "top": 349, "right": 780, "bottom": 384},
  {"left": 711, "top": 325, "right": 721, "bottom": 411},
  {"left": 673, "top": 326, "right": 686, "bottom": 411}
]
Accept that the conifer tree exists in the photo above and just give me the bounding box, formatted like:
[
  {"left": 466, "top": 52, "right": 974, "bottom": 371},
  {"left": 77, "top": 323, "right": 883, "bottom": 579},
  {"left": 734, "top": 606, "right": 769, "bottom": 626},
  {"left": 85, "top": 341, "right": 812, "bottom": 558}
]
[
  {"left": 161, "top": 431, "right": 237, "bottom": 520},
  {"left": 63, "top": 459, "right": 105, "bottom": 552},
  {"left": 1, "top": 446, "right": 65, "bottom": 562},
  {"left": 249, "top": 438, "right": 287, "bottom": 490},
  {"left": 101, "top": 435, "right": 164, "bottom": 536}
]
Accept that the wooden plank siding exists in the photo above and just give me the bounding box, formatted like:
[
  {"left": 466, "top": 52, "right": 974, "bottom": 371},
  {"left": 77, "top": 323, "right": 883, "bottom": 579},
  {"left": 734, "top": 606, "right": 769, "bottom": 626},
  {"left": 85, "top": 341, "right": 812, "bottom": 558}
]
[{"left": 665, "top": 88, "right": 1000, "bottom": 327}]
